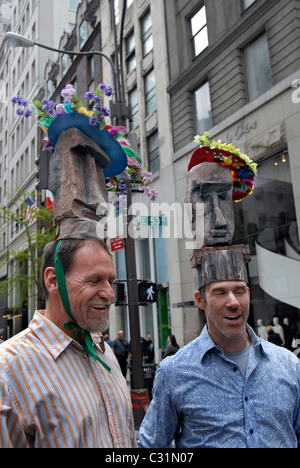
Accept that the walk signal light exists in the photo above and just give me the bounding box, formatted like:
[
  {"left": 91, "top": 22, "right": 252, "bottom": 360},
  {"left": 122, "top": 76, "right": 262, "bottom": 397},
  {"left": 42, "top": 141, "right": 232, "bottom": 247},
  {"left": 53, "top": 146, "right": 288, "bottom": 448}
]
[{"left": 138, "top": 282, "right": 157, "bottom": 303}]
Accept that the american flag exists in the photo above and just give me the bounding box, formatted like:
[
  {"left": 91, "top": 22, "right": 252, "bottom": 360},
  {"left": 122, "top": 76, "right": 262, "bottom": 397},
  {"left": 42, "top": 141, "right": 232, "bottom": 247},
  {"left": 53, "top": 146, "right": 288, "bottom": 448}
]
[
  {"left": 25, "top": 197, "right": 38, "bottom": 225},
  {"left": 45, "top": 190, "right": 54, "bottom": 211}
]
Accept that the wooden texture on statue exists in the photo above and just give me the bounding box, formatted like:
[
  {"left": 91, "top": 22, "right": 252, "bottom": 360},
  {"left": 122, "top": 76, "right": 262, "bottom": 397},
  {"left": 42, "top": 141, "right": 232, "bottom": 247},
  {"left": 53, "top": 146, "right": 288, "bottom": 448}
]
[{"left": 48, "top": 128, "right": 111, "bottom": 240}]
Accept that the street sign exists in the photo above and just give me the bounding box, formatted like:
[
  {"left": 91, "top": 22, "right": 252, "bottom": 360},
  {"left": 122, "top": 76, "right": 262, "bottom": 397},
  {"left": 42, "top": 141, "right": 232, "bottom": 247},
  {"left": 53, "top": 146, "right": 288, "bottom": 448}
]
[
  {"left": 110, "top": 236, "right": 124, "bottom": 252},
  {"left": 139, "top": 216, "right": 168, "bottom": 226}
]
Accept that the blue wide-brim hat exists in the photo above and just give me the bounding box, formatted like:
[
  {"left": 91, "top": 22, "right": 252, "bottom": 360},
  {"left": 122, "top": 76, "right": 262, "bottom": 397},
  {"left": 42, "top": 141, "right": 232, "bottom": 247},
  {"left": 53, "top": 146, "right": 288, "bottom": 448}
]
[{"left": 47, "top": 113, "right": 127, "bottom": 178}]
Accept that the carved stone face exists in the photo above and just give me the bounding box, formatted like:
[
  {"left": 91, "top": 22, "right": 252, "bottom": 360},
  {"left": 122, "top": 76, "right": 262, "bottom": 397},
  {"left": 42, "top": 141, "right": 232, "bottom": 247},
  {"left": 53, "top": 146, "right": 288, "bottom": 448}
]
[{"left": 186, "top": 162, "right": 235, "bottom": 247}]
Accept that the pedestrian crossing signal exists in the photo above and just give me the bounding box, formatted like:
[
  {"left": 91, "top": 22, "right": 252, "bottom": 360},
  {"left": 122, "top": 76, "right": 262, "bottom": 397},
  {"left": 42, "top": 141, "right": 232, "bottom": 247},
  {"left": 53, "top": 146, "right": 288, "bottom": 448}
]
[{"left": 138, "top": 282, "right": 157, "bottom": 303}]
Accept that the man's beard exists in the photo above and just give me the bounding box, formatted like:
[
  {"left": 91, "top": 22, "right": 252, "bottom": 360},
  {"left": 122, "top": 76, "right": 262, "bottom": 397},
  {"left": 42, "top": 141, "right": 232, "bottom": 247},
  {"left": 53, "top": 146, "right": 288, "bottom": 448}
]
[{"left": 72, "top": 304, "right": 111, "bottom": 334}]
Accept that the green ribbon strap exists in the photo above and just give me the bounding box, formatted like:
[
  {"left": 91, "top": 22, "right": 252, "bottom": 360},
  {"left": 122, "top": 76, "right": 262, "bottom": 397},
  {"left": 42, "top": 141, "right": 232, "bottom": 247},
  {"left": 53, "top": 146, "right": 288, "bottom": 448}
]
[{"left": 55, "top": 241, "right": 111, "bottom": 373}]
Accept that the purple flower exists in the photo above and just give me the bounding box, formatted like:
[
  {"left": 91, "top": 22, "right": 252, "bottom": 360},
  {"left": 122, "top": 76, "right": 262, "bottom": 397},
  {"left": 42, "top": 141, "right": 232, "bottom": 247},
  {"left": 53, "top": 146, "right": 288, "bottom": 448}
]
[
  {"left": 89, "top": 115, "right": 98, "bottom": 126},
  {"left": 85, "top": 91, "right": 95, "bottom": 100},
  {"left": 95, "top": 104, "right": 103, "bottom": 113},
  {"left": 54, "top": 104, "right": 66, "bottom": 117},
  {"left": 142, "top": 170, "right": 153, "bottom": 184},
  {"left": 24, "top": 108, "right": 32, "bottom": 118},
  {"left": 42, "top": 99, "right": 55, "bottom": 116},
  {"left": 102, "top": 106, "right": 110, "bottom": 117},
  {"left": 11, "top": 95, "right": 25, "bottom": 106},
  {"left": 143, "top": 186, "right": 158, "bottom": 201},
  {"left": 94, "top": 95, "right": 103, "bottom": 105},
  {"left": 99, "top": 82, "right": 107, "bottom": 93},
  {"left": 105, "top": 86, "right": 113, "bottom": 97},
  {"left": 16, "top": 108, "right": 24, "bottom": 116},
  {"left": 61, "top": 84, "right": 75, "bottom": 102}
]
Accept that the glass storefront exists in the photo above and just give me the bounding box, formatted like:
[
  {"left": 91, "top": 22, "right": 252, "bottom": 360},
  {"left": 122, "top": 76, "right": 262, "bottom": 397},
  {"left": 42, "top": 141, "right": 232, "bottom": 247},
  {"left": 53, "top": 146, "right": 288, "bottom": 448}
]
[{"left": 233, "top": 150, "right": 300, "bottom": 347}]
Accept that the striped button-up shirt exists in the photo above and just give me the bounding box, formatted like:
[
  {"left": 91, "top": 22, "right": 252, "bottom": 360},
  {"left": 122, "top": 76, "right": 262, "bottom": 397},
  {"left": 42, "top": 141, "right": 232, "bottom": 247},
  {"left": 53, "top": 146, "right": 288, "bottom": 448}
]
[{"left": 0, "top": 311, "right": 136, "bottom": 448}]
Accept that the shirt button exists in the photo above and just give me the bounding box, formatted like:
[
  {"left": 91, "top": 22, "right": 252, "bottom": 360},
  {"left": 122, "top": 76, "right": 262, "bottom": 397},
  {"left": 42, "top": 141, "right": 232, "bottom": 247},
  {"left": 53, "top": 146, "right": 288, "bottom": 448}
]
[
  {"left": 250, "top": 429, "right": 254, "bottom": 434},
  {"left": 245, "top": 397, "right": 248, "bottom": 402},
  {"left": 233, "top": 367, "right": 238, "bottom": 372}
]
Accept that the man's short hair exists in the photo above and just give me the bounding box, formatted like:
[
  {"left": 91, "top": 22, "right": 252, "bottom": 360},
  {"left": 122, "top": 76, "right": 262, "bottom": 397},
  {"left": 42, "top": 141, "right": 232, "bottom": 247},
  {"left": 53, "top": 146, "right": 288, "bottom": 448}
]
[
  {"left": 41, "top": 238, "right": 110, "bottom": 299},
  {"left": 198, "top": 286, "right": 206, "bottom": 304}
]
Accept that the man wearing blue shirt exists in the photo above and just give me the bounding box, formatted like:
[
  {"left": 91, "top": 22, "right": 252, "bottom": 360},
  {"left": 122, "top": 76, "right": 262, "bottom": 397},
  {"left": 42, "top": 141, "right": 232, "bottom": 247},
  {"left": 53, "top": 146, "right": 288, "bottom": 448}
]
[{"left": 138, "top": 279, "right": 300, "bottom": 448}]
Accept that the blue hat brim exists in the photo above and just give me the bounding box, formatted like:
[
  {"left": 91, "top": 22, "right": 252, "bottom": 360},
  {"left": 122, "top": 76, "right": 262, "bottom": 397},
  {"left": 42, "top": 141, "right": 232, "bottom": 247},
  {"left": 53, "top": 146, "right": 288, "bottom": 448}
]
[{"left": 47, "top": 113, "right": 128, "bottom": 177}]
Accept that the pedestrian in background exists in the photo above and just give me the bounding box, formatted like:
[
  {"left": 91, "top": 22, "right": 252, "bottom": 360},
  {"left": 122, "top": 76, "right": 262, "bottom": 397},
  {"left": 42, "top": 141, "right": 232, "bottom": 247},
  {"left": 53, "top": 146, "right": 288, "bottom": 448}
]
[
  {"left": 112, "top": 330, "right": 129, "bottom": 378},
  {"left": 162, "top": 334, "right": 180, "bottom": 359}
]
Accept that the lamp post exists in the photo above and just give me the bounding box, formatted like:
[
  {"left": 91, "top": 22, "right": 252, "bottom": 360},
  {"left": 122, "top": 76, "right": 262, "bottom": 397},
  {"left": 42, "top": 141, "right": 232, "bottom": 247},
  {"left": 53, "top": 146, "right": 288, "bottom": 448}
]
[{"left": 3, "top": 1, "right": 145, "bottom": 393}]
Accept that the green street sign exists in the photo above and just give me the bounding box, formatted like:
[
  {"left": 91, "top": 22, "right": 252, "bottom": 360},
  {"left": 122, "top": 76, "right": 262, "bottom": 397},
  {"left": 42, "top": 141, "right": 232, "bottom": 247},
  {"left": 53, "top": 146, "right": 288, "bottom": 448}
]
[{"left": 140, "top": 216, "right": 168, "bottom": 226}]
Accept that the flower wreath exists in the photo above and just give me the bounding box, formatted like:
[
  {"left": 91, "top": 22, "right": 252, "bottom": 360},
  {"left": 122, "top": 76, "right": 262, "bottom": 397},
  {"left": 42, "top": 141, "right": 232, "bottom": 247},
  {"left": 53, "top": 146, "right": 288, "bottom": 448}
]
[
  {"left": 189, "top": 132, "right": 258, "bottom": 202},
  {"left": 11, "top": 83, "right": 158, "bottom": 207}
]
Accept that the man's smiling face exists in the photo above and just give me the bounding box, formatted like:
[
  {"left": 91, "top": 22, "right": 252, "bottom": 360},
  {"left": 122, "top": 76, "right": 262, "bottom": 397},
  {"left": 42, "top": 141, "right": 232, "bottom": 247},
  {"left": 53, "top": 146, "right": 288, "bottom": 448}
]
[
  {"left": 195, "top": 280, "right": 250, "bottom": 352},
  {"left": 65, "top": 241, "right": 116, "bottom": 333}
]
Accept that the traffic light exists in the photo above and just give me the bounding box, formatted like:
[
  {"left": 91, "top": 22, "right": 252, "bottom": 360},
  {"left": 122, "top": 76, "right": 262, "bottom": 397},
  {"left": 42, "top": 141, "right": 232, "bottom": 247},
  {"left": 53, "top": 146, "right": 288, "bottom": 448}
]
[
  {"left": 35, "top": 150, "right": 51, "bottom": 191},
  {"left": 138, "top": 281, "right": 157, "bottom": 303},
  {"left": 113, "top": 282, "right": 125, "bottom": 305}
]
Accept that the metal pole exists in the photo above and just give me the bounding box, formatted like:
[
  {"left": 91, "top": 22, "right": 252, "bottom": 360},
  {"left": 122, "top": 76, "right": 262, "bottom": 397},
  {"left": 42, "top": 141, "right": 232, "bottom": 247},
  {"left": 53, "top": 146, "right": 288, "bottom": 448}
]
[
  {"left": 124, "top": 179, "right": 144, "bottom": 389},
  {"left": 112, "top": 0, "right": 145, "bottom": 389}
]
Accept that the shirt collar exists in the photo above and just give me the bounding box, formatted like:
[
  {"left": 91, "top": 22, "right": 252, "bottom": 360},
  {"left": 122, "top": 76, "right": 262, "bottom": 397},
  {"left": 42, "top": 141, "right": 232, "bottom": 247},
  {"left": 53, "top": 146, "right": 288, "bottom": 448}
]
[
  {"left": 199, "top": 323, "right": 268, "bottom": 363},
  {"left": 29, "top": 311, "right": 106, "bottom": 360}
]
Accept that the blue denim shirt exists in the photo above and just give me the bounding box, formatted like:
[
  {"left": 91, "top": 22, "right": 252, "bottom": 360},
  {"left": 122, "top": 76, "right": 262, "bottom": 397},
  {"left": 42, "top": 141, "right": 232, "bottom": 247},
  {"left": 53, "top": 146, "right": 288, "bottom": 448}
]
[{"left": 138, "top": 325, "right": 300, "bottom": 448}]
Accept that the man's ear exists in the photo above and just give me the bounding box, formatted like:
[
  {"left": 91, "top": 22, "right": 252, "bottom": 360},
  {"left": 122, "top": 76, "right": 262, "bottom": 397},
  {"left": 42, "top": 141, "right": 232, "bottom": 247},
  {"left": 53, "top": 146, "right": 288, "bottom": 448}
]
[
  {"left": 195, "top": 291, "right": 206, "bottom": 311},
  {"left": 44, "top": 267, "right": 58, "bottom": 296}
]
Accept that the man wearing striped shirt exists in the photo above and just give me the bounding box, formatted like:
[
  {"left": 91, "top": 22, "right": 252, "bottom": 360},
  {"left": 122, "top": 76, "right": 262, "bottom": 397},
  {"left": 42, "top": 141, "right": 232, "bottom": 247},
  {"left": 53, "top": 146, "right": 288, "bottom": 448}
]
[{"left": 0, "top": 239, "right": 136, "bottom": 448}]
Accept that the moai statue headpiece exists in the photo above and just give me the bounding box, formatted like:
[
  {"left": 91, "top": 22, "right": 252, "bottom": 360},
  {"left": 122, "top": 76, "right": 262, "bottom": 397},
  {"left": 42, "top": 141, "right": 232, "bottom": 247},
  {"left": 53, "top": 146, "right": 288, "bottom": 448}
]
[
  {"left": 31, "top": 83, "right": 128, "bottom": 241},
  {"left": 186, "top": 132, "right": 257, "bottom": 288},
  {"left": 47, "top": 112, "right": 127, "bottom": 240}
]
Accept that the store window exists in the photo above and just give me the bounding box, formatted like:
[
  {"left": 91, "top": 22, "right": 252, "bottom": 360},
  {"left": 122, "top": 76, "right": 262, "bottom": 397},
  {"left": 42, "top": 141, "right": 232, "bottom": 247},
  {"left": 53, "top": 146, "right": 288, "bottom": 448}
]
[
  {"left": 233, "top": 150, "right": 300, "bottom": 334},
  {"left": 191, "top": 6, "right": 208, "bottom": 57},
  {"left": 194, "top": 81, "right": 212, "bottom": 134},
  {"left": 244, "top": 34, "right": 272, "bottom": 101}
]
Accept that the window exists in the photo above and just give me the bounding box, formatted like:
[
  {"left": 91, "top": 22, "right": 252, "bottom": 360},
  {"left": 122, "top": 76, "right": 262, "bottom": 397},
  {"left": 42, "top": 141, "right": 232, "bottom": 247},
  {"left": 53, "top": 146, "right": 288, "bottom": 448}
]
[
  {"left": 69, "top": 0, "right": 79, "bottom": 10},
  {"left": 141, "top": 10, "right": 153, "bottom": 57},
  {"left": 144, "top": 69, "right": 156, "bottom": 116},
  {"left": 79, "top": 21, "right": 87, "bottom": 49},
  {"left": 126, "top": 31, "right": 136, "bottom": 74},
  {"left": 61, "top": 54, "right": 68, "bottom": 78},
  {"left": 114, "top": 0, "right": 119, "bottom": 25},
  {"left": 244, "top": 34, "right": 272, "bottom": 101},
  {"left": 129, "top": 88, "right": 139, "bottom": 130},
  {"left": 148, "top": 132, "right": 160, "bottom": 174},
  {"left": 191, "top": 6, "right": 208, "bottom": 57},
  {"left": 242, "top": 0, "right": 256, "bottom": 10},
  {"left": 194, "top": 82, "right": 212, "bottom": 134},
  {"left": 46, "top": 80, "right": 53, "bottom": 99}
]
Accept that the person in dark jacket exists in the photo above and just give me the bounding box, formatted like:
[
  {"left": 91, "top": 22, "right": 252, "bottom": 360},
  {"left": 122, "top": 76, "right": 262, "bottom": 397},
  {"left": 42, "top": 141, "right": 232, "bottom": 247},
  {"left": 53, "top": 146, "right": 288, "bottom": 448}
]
[
  {"left": 267, "top": 326, "right": 283, "bottom": 346},
  {"left": 162, "top": 335, "right": 180, "bottom": 359}
]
